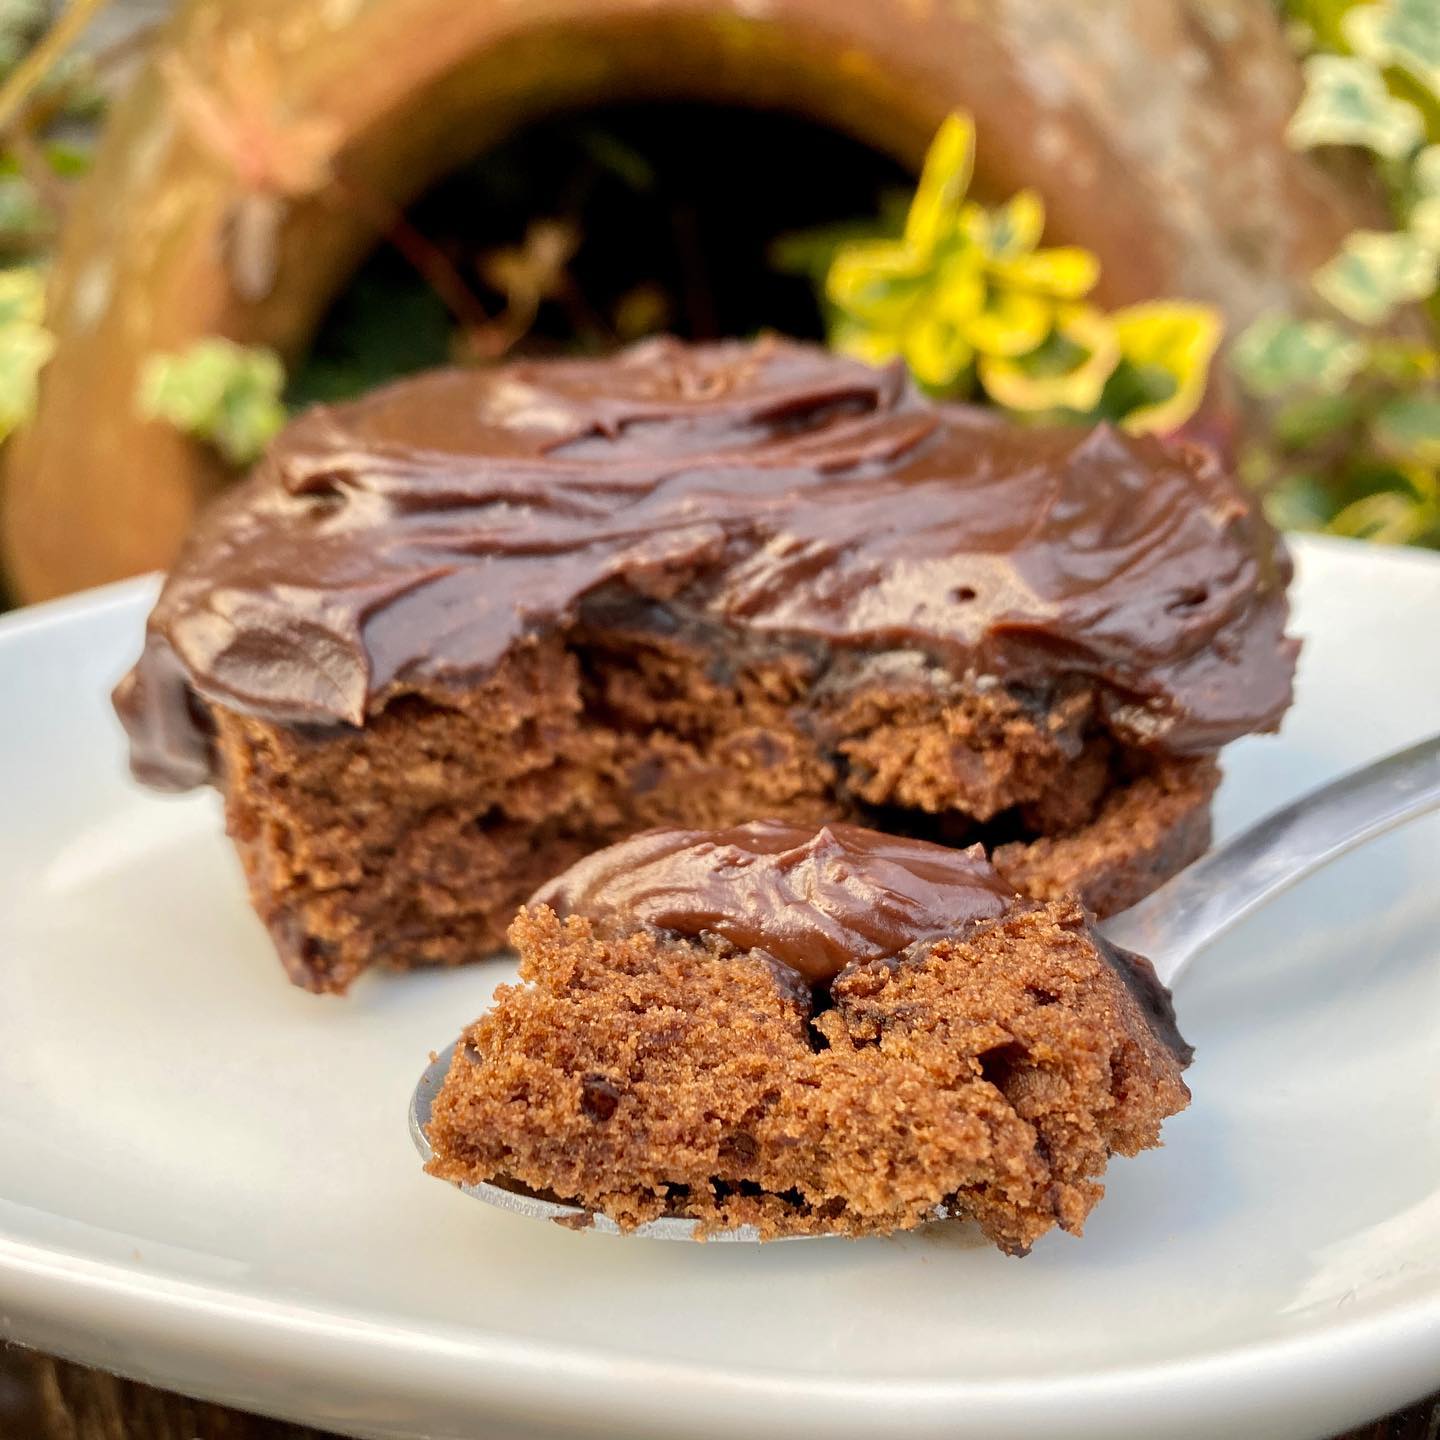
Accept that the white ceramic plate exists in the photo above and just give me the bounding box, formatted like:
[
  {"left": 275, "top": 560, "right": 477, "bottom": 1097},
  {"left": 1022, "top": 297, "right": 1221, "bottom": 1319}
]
[{"left": 2, "top": 534, "right": 1439, "bottom": 1440}]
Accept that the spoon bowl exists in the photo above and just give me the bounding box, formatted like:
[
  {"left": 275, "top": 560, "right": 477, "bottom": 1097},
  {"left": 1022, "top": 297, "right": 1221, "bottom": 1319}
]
[{"left": 411, "top": 734, "right": 1440, "bottom": 1239}]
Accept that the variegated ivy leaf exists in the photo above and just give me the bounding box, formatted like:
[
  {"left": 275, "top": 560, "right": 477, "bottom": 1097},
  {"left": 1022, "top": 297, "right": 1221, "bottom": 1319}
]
[
  {"left": 1272, "top": 392, "right": 1365, "bottom": 449},
  {"left": 903, "top": 112, "right": 974, "bottom": 259},
  {"left": 1372, "top": 394, "right": 1440, "bottom": 464},
  {"left": 139, "top": 338, "right": 287, "bottom": 466},
  {"left": 1365, "top": 336, "right": 1440, "bottom": 381},
  {"left": 962, "top": 287, "right": 1052, "bottom": 358},
  {"left": 1327, "top": 481, "right": 1437, "bottom": 543},
  {"left": 1231, "top": 313, "right": 1367, "bottom": 394},
  {"left": 0, "top": 263, "right": 44, "bottom": 324},
  {"left": 978, "top": 190, "right": 1045, "bottom": 261},
  {"left": 1313, "top": 229, "right": 1438, "bottom": 324},
  {"left": 830, "top": 318, "right": 904, "bottom": 369},
  {"left": 986, "top": 246, "right": 1100, "bottom": 301},
  {"left": 0, "top": 320, "right": 52, "bottom": 439},
  {"left": 825, "top": 240, "right": 929, "bottom": 328},
  {"left": 0, "top": 172, "right": 50, "bottom": 250},
  {"left": 0, "top": 0, "right": 46, "bottom": 75},
  {"left": 1345, "top": 0, "right": 1440, "bottom": 95},
  {"left": 1410, "top": 146, "right": 1440, "bottom": 248},
  {"left": 904, "top": 312, "right": 975, "bottom": 390},
  {"left": 1286, "top": 54, "right": 1424, "bottom": 157},
  {"left": 978, "top": 304, "right": 1120, "bottom": 414},
  {"left": 1109, "top": 301, "right": 1224, "bottom": 434},
  {"left": 0, "top": 265, "right": 52, "bottom": 441}
]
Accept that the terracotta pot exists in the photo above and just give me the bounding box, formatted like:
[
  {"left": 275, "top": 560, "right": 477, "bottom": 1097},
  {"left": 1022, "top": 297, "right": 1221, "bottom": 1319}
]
[{"left": 1, "top": 0, "right": 1385, "bottom": 601}]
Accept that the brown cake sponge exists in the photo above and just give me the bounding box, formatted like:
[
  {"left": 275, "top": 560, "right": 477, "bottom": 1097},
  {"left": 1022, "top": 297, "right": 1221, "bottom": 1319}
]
[
  {"left": 424, "top": 822, "right": 1192, "bottom": 1250},
  {"left": 116, "top": 338, "right": 1292, "bottom": 992}
]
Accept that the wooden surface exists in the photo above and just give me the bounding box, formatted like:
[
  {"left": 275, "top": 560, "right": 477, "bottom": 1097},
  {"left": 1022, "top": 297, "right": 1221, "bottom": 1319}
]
[{"left": 1, "top": 1343, "right": 1436, "bottom": 1439}]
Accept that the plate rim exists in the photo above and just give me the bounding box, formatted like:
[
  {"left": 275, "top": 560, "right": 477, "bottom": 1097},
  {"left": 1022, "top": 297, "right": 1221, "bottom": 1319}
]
[
  {"left": 4, "top": 534, "right": 1440, "bottom": 1437},
  {"left": 5, "top": 1225, "right": 1440, "bottom": 1436}
]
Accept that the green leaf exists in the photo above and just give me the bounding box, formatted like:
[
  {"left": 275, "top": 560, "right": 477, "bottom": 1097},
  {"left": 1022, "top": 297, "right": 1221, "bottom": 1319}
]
[
  {"left": 830, "top": 317, "right": 904, "bottom": 369},
  {"left": 1286, "top": 55, "right": 1424, "bottom": 156},
  {"left": 1284, "top": 0, "right": 1372, "bottom": 53},
  {"left": 1109, "top": 300, "right": 1223, "bottom": 433},
  {"left": 826, "top": 239, "right": 931, "bottom": 328},
  {"left": 1365, "top": 336, "right": 1440, "bottom": 381},
  {"left": 1372, "top": 393, "right": 1440, "bottom": 462},
  {"left": 0, "top": 263, "right": 44, "bottom": 325},
  {"left": 1264, "top": 471, "right": 1342, "bottom": 533},
  {"left": 1313, "top": 229, "right": 1437, "bottom": 323},
  {"left": 0, "top": 312, "right": 50, "bottom": 440},
  {"left": 1409, "top": 145, "right": 1440, "bottom": 248},
  {"left": 574, "top": 127, "right": 656, "bottom": 192},
  {"left": 978, "top": 305, "right": 1120, "bottom": 414},
  {"left": 285, "top": 268, "right": 452, "bottom": 408},
  {"left": 1344, "top": 0, "right": 1440, "bottom": 94},
  {"left": 903, "top": 312, "right": 974, "bottom": 389},
  {"left": 769, "top": 219, "right": 890, "bottom": 282},
  {"left": 139, "top": 339, "right": 287, "bottom": 467},
  {"left": 45, "top": 140, "right": 91, "bottom": 179},
  {"left": 771, "top": 192, "right": 913, "bottom": 282},
  {"left": 1413, "top": 145, "right": 1440, "bottom": 198},
  {"left": 1327, "top": 485, "right": 1436, "bottom": 542},
  {"left": 0, "top": 264, "right": 50, "bottom": 441},
  {"left": 903, "top": 112, "right": 975, "bottom": 258},
  {"left": 980, "top": 190, "right": 1045, "bottom": 260},
  {"left": 1231, "top": 312, "right": 1367, "bottom": 394},
  {"left": 0, "top": 172, "right": 49, "bottom": 251},
  {"left": 1273, "top": 391, "right": 1365, "bottom": 448}
]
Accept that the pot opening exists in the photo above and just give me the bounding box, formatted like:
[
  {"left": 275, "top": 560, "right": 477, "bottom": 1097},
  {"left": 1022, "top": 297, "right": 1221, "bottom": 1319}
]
[{"left": 289, "top": 101, "right": 911, "bottom": 408}]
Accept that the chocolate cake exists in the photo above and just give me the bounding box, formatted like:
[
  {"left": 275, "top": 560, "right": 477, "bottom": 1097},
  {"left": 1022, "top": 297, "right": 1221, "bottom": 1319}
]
[
  {"left": 423, "top": 820, "right": 1192, "bottom": 1249},
  {"left": 114, "top": 336, "right": 1297, "bottom": 993}
]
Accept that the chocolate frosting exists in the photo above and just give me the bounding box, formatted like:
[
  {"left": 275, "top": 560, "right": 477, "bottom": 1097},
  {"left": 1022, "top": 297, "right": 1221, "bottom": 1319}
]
[
  {"left": 530, "top": 819, "right": 1016, "bottom": 983},
  {"left": 115, "top": 336, "right": 1296, "bottom": 790},
  {"left": 533, "top": 817, "right": 1193, "bottom": 1061}
]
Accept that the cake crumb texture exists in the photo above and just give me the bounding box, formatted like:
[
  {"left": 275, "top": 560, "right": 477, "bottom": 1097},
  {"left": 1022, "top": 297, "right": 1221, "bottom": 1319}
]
[
  {"left": 215, "top": 621, "right": 1219, "bottom": 991},
  {"left": 425, "top": 902, "right": 1191, "bottom": 1252}
]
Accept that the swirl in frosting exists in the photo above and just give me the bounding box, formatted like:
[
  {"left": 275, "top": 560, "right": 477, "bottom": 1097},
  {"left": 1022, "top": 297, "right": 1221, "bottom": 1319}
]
[
  {"left": 115, "top": 336, "right": 1297, "bottom": 791},
  {"left": 530, "top": 819, "right": 1015, "bottom": 982}
]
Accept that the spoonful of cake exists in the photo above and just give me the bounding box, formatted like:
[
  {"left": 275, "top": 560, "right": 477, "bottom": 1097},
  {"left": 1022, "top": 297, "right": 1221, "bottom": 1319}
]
[{"left": 411, "top": 734, "right": 1439, "bottom": 1250}]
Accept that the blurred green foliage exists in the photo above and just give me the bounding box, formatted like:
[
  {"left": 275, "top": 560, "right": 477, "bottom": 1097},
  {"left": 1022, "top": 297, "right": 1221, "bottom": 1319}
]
[
  {"left": 1238, "top": 0, "right": 1440, "bottom": 545},
  {"left": 0, "top": 261, "right": 49, "bottom": 442},
  {"left": 0, "top": 1, "right": 1434, "bottom": 554},
  {"left": 0, "top": 0, "right": 106, "bottom": 470},
  {"left": 139, "top": 339, "right": 287, "bottom": 466}
]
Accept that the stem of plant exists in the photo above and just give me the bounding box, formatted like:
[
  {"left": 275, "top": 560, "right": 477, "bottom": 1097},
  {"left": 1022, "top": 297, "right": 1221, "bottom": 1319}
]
[
  {"left": 0, "top": 0, "right": 112, "bottom": 140},
  {"left": 332, "top": 171, "right": 493, "bottom": 331}
]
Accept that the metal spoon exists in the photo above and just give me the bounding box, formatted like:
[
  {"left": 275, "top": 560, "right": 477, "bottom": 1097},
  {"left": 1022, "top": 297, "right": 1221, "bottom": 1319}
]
[{"left": 410, "top": 733, "right": 1440, "bottom": 1239}]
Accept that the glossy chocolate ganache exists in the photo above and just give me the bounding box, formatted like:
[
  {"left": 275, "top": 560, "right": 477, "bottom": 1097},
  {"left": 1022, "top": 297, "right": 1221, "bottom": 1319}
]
[
  {"left": 531, "top": 818, "right": 1191, "bottom": 1060},
  {"left": 533, "top": 818, "right": 1015, "bottom": 983},
  {"left": 116, "top": 336, "right": 1297, "bottom": 789}
]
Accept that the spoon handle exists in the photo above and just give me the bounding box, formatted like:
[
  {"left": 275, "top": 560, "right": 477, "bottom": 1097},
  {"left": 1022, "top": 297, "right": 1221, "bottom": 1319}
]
[{"left": 1102, "top": 734, "right": 1440, "bottom": 987}]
